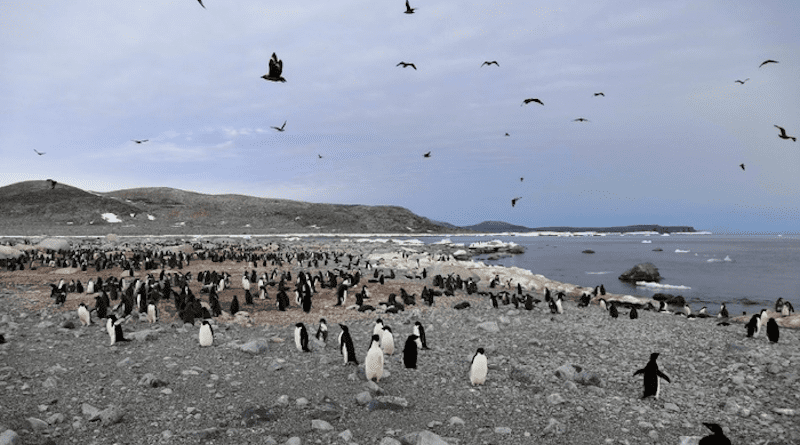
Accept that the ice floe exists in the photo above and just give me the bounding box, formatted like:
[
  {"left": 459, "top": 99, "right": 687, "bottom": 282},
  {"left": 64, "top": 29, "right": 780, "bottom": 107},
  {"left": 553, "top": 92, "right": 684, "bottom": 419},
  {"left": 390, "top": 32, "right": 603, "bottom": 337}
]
[
  {"left": 636, "top": 281, "right": 691, "bottom": 290},
  {"left": 101, "top": 213, "right": 122, "bottom": 223},
  {"left": 707, "top": 255, "right": 733, "bottom": 263},
  {"left": 675, "top": 249, "right": 690, "bottom": 253}
]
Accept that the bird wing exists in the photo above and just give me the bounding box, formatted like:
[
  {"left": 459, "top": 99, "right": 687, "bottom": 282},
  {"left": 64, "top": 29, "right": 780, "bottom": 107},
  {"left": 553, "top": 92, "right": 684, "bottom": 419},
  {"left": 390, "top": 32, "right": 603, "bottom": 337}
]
[
  {"left": 775, "top": 125, "right": 787, "bottom": 136},
  {"left": 760, "top": 60, "right": 777, "bottom": 67},
  {"left": 268, "top": 54, "right": 282, "bottom": 77},
  {"left": 535, "top": 99, "right": 543, "bottom": 105},
  {"left": 657, "top": 371, "right": 671, "bottom": 382},
  {"left": 197, "top": 0, "right": 205, "bottom": 8},
  {"left": 410, "top": 63, "right": 416, "bottom": 70}
]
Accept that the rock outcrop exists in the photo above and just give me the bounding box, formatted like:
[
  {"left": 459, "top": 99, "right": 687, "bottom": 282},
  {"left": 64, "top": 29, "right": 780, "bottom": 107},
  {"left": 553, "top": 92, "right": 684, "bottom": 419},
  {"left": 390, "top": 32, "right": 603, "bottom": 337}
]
[{"left": 618, "top": 263, "right": 662, "bottom": 283}]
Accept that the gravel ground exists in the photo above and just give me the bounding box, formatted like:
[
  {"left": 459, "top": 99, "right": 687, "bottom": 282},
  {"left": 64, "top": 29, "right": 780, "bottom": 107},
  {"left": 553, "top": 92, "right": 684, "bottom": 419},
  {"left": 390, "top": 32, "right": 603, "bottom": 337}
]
[{"left": 1, "top": 243, "right": 798, "bottom": 445}]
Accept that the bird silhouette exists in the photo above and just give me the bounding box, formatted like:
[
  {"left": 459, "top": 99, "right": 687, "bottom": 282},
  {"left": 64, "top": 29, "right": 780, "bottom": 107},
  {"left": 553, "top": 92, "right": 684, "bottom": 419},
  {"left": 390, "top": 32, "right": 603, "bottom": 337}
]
[
  {"left": 739, "top": 163, "right": 745, "bottom": 171},
  {"left": 262, "top": 53, "right": 286, "bottom": 82},
  {"left": 271, "top": 121, "right": 286, "bottom": 132},
  {"left": 520, "top": 177, "right": 524, "bottom": 182},
  {"left": 734, "top": 78, "right": 749, "bottom": 84},
  {"left": 511, "top": 197, "right": 522, "bottom": 207},
  {"left": 197, "top": 0, "right": 205, "bottom": 8},
  {"left": 504, "top": 133, "right": 510, "bottom": 137},
  {"left": 573, "top": 118, "right": 590, "bottom": 122},
  {"left": 423, "top": 151, "right": 431, "bottom": 158},
  {"left": 404, "top": 0, "right": 416, "bottom": 14},
  {"left": 481, "top": 61, "right": 499, "bottom": 67},
  {"left": 522, "top": 98, "right": 543, "bottom": 106},
  {"left": 397, "top": 62, "right": 416, "bottom": 70},
  {"left": 33, "top": 149, "right": 46, "bottom": 156},
  {"left": 775, "top": 125, "right": 796, "bottom": 141},
  {"left": 131, "top": 140, "right": 148, "bottom": 144},
  {"left": 594, "top": 92, "right": 605, "bottom": 97},
  {"left": 318, "top": 154, "right": 323, "bottom": 159},
  {"left": 759, "top": 59, "right": 778, "bottom": 68}
]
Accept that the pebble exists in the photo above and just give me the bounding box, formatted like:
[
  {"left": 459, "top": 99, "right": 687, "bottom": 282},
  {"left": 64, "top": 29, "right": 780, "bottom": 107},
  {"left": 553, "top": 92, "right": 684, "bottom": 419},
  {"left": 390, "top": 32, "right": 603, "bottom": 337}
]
[
  {"left": 0, "top": 430, "right": 20, "bottom": 445},
  {"left": 311, "top": 419, "right": 333, "bottom": 431},
  {"left": 338, "top": 429, "right": 353, "bottom": 442},
  {"left": 448, "top": 416, "right": 465, "bottom": 426},
  {"left": 285, "top": 437, "right": 301, "bottom": 445},
  {"left": 494, "top": 427, "right": 512, "bottom": 434},
  {"left": 26, "top": 418, "right": 48, "bottom": 432}
]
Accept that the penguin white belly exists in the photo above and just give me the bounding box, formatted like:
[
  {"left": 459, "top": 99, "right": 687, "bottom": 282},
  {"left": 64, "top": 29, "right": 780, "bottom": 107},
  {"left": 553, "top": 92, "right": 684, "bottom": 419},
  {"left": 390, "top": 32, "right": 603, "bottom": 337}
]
[
  {"left": 106, "top": 319, "right": 115, "bottom": 345},
  {"left": 78, "top": 306, "right": 91, "bottom": 326},
  {"left": 147, "top": 304, "right": 157, "bottom": 323},
  {"left": 470, "top": 355, "right": 488, "bottom": 385},
  {"left": 365, "top": 346, "right": 384, "bottom": 382},
  {"left": 294, "top": 328, "right": 302, "bottom": 351},
  {"left": 199, "top": 324, "right": 213, "bottom": 347},
  {"left": 382, "top": 332, "right": 395, "bottom": 355}
]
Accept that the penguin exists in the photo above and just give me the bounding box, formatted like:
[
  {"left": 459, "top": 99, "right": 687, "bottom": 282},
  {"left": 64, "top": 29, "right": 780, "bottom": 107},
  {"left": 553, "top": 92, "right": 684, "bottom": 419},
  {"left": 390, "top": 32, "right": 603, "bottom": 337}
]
[
  {"left": 633, "top": 352, "right": 671, "bottom": 399},
  {"left": 147, "top": 302, "right": 158, "bottom": 324},
  {"left": 629, "top": 306, "right": 639, "bottom": 320},
  {"left": 244, "top": 289, "right": 254, "bottom": 305},
  {"left": 78, "top": 302, "right": 91, "bottom": 326},
  {"left": 316, "top": 318, "right": 328, "bottom": 344},
  {"left": 381, "top": 325, "right": 395, "bottom": 355},
  {"left": 241, "top": 272, "right": 250, "bottom": 291},
  {"left": 599, "top": 298, "right": 607, "bottom": 311},
  {"left": 758, "top": 308, "right": 769, "bottom": 328},
  {"left": 95, "top": 293, "right": 109, "bottom": 319},
  {"left": 609, "top": 302, "right": 619, "bottom": 318},
  {"left": 746, "top": 314, "right": 761, "bottom": 338},
  {"left": 301, "top": 288, "right": 312, "bottom": 313},
  {"left": 698, "top": 423, "right": 731, "bottom": 445},
  {"left": 555, "top": 293, "right": 564, "bottom": 314},
  {"left": 365, "top": 334, "right": 384, "bottom": 382},
  {"left": 372, "top": 318, "right": 384, "bottom": 337},
  {"left": 683, "top": 304, "right": 692, "bottom": 317},
  {"left": 229, "top": 295, "right": 239, "bottom": 316},
  {"left": 470, "top": 348, "right": 488, "bottom": 386},
  {"left": 338, "top": 324, "right": 358, "bottom": 365},
  {"left": 718, "top": 303, "right": 729, "bottom": 318},
  {"left": 766, "top": 318, "right": 779, "bottom": 343},
  {"left": 413, "top": 321, "right": 429, "bottom": 350},
  {"left": 199, "top": 320, "right": 214, "bottom": 347},
  {"left": 335, "top": 283, "right": 347, "bottom": 306},
  {"left": 106, "top": 314, "right": 129, "bottom": 346},
  {"left": 295, "top": 323, "right": 311, "bottom": 352},
  {"left": 403, "top": 334, "right": 418, "bottom": 369},
  {"left": 698, "top": 306, "right": 708, "bottom": 317},
  {"left": 658, "top": 301, "right": 672, "bottom": 314},
  {"left": 781, "top": 300, "right": 794, "bottom": 317},
  {"left": 578, "top": 293, "right": 591, "bottom": 307}
]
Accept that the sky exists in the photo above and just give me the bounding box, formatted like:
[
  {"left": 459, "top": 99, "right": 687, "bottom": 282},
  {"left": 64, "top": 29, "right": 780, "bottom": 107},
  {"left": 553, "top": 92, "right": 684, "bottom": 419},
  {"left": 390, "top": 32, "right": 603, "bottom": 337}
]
[{"left": 1, "top": 0, "right": 799, "bottom": 234}]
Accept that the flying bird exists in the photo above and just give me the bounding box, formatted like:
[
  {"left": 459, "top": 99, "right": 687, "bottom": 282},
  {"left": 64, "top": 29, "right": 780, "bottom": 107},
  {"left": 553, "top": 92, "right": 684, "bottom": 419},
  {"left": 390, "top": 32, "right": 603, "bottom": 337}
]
[
  {"left": 197, "top": 0, "right": 205, "bottom": 8},
  {"left": 734, "top": 78, "right": 749, "bottom": 84},
  {"left": 318, "top": 154, "right": 323, "bottom": 159},
  {"left": 271, "top": 121, "right": 286, "bottom": 132},
  {"left": 775, "top": 125, "right": 796, "bottom": 141},
  {"left": 594, "top": 92, "right": 605, "bottom": 97},
  {"left": 397, "top": 62, "right": 416, "bottom": 70},
  {"left": 404, "top": 0, "right": 416, "bottom": 14},
  {"left": 131, "top": 139, "right": 148, "bottom": 144},
  {"left": 739, "top": 163, "right": 745, "bottom": 171},
  {"left": 33, "top": 149, "right": 45, "bottom": 156},
  {"left": 520, "top": 177, "right": 524, "bottom": 182},
  {"left": 262, "top": 53, "right": 286, "bottom": 82},
  {"left": 504, "top": 133, "right": 510, "bottom": 137},
  {"left": 423, "top": 151, "right": 431, "bottom": 158},
  {"left": 511, "top": 197, "right": 522, "bottom": 207},
  {"left": 522, "top": 98, "right": 543, "bottom": 106},
  {"left": 759, "top": 59, "right": 778, "bottom": 68},
  {"left": 573, "top": 118, "right": 590, "bottom": 122},
  {"left": 481, "top": 61, "right": 499, "bottom": 67}
]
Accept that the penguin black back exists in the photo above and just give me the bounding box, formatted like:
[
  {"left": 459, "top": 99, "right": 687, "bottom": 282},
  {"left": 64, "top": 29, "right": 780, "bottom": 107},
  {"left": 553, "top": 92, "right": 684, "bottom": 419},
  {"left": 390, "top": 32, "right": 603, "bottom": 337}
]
[
  {"left": 633, "top": 352, "right": 670, "bottom": 399},
  {"left": 230, "top": 295, "right": 239, "bottom": 315},
  {"left": 403, "top": 334, "right": 418, "bottom": 369},
  {"left": 629, "top": 306, "right": 639, "bottom": 319},
  {"left": 766, "top": 318, "right": 779, "bottom": 343},
  {"left": 609, "top": 303, "right": 619, "bottom": 318},
  {"left": 698, "top": 423, "right": 731, "bottom": 445}
]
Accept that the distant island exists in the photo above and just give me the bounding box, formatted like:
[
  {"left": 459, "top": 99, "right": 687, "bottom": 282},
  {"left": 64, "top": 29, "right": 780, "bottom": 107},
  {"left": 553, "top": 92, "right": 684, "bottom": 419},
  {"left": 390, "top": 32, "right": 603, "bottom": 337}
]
[{"left": 0, "top": 180, "right": 695, "bottom": 236}]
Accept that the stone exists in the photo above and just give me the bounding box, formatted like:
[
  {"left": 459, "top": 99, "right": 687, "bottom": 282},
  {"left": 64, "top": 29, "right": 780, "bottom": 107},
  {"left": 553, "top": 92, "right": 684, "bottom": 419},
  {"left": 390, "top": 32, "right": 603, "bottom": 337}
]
[
  {"left": 0, "top": 430, "right": 20, "bottom": 445},
  {"left": 448, "top": 416, "right": 465, "bottom": 426},
  {"left": 26, "top": 418, "right": 48, "bottom": 432},
  {"left": 241, "top": 407, "right": 278, "bottom": 427},
  {"left": 130, "top": 329, "right": 158, "bottom": 341},
  {"left": 664, "top": 402, "right": 680, "bottom": 412},
  {"left": 366, "top": 400, "right": 404, "bottom": 412},
  {"left": 542, "top": 418, "right": 566, "bottom": 436},
  {"left": 678, "top": 437, "right": 702, "bottom": 445},
  {"left": 477, "top": 321, "right": 500, "bottom": 333},
  {"left": 239, "top": 339, "right": 269, "bottom": 354},
  {"left": 276, "top": 395, "right": 289, "bottom": 406},
  {"left": 81, "top": 403, "right": 101, "bottom": 420},
  {"left": 285, "top": 437, "right": 301, "bottom": 445},
  {"left": 311, "top": 419, "right": 334, "bottom": 431},
  {"left": 60, "top": 320, "right": 75, "bottom": 329},
  {"left": 138, "top": 373, "right": 168, "bottom": 388},
  {"left": 338, "top": 429, "right": 353, "bottom": 442},
  {"left": 554, "top": 364, "right": 603, "bottom": 387},
  {"left": 618, "top": 263, "right": 662, "bottom": 283},
  {"left": 546, "top": 393, "right": 565, "bottom": 405},
  {"left": 355, "top": 391, "right": 372, "bottom": 406},
  {"left": 42, "top": 376, "right": 58, "bottom": 389},
  {"left": 379, "top": 439, "right": 402, "bottom": 445},
  {"left": 494, "top": 427, "right": 512, "bottom": 434},
  {"left": 99, "top": 405, "right": 124, "bottom": 425},
  {"left": 45, "top": 413, "right": 64, "bottom": 425}
]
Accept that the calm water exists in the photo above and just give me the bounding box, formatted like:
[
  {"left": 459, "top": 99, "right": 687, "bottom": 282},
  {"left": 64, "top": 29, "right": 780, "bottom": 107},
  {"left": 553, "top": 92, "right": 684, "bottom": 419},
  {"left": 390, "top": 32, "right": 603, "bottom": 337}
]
[{"left": 409, "top": 234, "right": 800, "bottom": 316}]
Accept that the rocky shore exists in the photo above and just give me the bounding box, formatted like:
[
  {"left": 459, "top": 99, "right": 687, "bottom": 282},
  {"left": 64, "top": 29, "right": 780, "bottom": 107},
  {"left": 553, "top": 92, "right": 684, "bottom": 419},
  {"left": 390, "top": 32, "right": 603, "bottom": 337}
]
[{"left": 0, "top": 237, "right": 798, "bottom": 445}]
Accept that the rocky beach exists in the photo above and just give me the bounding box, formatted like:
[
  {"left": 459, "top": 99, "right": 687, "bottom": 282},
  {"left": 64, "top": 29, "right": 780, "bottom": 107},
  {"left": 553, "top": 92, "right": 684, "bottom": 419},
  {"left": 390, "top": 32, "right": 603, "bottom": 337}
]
[{"left": 0, "top": 236, "right": 798, "bottom": 445}]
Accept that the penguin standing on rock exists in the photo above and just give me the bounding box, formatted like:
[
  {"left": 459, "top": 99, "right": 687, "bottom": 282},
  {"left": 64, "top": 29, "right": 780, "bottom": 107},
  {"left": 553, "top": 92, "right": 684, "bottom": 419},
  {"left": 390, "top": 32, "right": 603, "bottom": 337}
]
[
  {"left": 338, "top": 324, "right": 358, "bottom": 365},
  {"left": 633, "top": 352, "right": 670, "bottom": 399},
  {"left": 295, "top": 323, "right": 310, "bottom": 352},
  {"left": 766, "top": 318, "right": 779, "bottom": 343},
  {"left": 699, "top": 423, "right": 731, "bottom": 445},
  {"left": 413, "top": 321, "right": 429, "bottom": 350},
  {"left": 470, "top": 348, "right": 488, "bottom": 386},
  {"left": 199, "top": 320, "right": 214, "bottom": 347},
  {"left": 365, "top": 334, "right": 384, "bottom": 382},
  {"left": 718, "top": 303, "right": 729, "bottom": 318},
  {"left": 78, "top": 303, "right": 92, "bottom": 326},
  {"left": 403, "top": 334, "right": 418, "bottom": 368}
]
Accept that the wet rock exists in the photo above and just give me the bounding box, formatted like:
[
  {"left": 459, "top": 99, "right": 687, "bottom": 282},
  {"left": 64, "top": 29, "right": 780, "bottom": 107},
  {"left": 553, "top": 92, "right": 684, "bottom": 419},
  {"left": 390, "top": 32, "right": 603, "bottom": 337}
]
[{"left": 619, "top": 263, "right": 662, "bottom": 283}]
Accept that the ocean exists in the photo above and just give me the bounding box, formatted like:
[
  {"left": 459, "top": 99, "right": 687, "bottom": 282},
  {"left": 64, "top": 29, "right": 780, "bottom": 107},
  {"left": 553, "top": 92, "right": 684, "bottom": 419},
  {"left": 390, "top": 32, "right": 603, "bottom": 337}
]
[{"left": 404, "top": 233, "right": 800, "bottom": 316}]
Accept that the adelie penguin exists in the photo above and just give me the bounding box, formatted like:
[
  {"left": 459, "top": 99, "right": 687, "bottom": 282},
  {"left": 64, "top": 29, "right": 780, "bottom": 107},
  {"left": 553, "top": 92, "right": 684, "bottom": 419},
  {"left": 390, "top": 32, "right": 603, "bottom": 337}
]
[
  {"left": 295, "top": 323, "right": 311, "bottom": 352},
  {"left": 698, "top": 423, "right": 731, "bottom": 445},
  {"left": 403, "top": 334, "right": 418, "bottom": 369},
  {"left": 78, "top": 303, "right": 92, "bottom": 326},
  {"left": 746, "top": 314, "right": 761, "bottom": 338},
  {"left": 335, "top": 283, "right": 348, "bottom": 306},
  {"left": 229, "top": 295, "right": 240, "bottom": 316},
  {"left": 609, "top": 302, "right": 619, "bottom": 319},
  {"left": 470, "top": 348, "right": 488, "bottom": 386},
  {"left": 381, "top": 326, "right": 395, "bottom": 355},
  {"left": 766, "top": 318, "right": 779, "bottom": 343},
  {"left": 629, "top": 306, "right": 639, "bottom": 319},
  {"left": 316, "top": 318, "right": 328, "bottom": 344},
  {"left": 106, "top": 314, "right": 130, "bottom": 346},
  {"left": 633, "top": 352, "right": 671, "bottom": 399},
  {"left": 413, "top": 321, "right": 429, "bottom": 350},
  {"left": 365, "top": 334, "right": 384, "bottom": 382},
  {"left": 147, "top": 302, "right": 158, "bottom": 324},
  {"left": 338, "top": 324, "right": 358, "bottom": 365},
  {"left": 372, "top": 319, "right": 384, "bottom": 337},
  {"left": 199, "top": 320, "right": 214, "bottom": 347}
]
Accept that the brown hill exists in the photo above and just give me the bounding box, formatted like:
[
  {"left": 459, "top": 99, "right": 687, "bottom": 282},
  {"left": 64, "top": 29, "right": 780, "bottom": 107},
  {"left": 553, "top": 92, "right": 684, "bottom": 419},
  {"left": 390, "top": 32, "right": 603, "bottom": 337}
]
[{"left": 0, "top": 181, "right": 451, "bottom": 236}]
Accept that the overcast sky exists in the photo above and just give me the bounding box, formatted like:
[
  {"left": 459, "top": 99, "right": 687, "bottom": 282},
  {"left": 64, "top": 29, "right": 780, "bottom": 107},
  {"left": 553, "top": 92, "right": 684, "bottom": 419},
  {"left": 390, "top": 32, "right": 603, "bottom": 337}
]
[{"left": 1, "top": 0, "right": 798, "bottom": 233}]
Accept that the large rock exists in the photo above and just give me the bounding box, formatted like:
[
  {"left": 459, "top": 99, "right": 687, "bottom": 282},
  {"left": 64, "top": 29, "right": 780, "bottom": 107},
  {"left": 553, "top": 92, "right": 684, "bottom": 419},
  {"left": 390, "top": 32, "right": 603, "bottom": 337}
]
[
  {"left": 36, "top": 238, "right": 71, "bottom": 251},
  {"left": 0, "top": 429, "right": 20, "bottom": 445},
  {"left": 618, "top": 263, "right": 661, "bottom": 283},
  {"left": 239, "top": 339, "right": 269, "bottom": 354}
]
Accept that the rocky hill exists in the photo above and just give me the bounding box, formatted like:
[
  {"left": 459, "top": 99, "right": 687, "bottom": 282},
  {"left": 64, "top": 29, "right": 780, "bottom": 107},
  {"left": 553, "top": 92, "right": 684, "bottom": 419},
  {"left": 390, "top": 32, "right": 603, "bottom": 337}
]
[{"left": 0, "top": 181, "right": 452, "bottom": 236}]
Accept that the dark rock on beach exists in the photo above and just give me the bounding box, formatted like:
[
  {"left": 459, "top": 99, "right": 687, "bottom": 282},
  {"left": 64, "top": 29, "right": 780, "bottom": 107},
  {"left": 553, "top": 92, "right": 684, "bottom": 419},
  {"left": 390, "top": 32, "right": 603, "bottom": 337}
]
[
  {"left": 652, "top": 293, "right": 686, "bottom": 307},
  {"left": 618, "top": 262, "right": 662, "bottom": 283}
]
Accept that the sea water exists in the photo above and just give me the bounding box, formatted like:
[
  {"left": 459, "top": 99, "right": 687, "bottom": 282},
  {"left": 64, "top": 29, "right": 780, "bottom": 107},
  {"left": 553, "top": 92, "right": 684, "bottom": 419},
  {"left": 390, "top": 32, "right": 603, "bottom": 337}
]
[{"left": 410, "top": 234, "right": 800, "bottom": 317}]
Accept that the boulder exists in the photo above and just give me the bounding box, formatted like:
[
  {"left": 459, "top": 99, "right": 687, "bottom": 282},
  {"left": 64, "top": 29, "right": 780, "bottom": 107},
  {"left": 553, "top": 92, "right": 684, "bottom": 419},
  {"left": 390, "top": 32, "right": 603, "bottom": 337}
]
[
  {"left": 618, "top": 263, "right": 662, "bottom": 283},
  {"left": 239, "top": 339, "right": 269, "bottom": 354},
  {"left": 36, "top": 238, "right": 71, "bottom": 251}
]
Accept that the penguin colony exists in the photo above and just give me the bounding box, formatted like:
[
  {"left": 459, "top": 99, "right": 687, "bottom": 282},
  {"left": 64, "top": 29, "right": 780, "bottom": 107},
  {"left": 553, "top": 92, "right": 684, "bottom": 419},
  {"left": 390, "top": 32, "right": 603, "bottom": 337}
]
[{"left": 22, "top": 242, "right": 795, "bottom": 443}]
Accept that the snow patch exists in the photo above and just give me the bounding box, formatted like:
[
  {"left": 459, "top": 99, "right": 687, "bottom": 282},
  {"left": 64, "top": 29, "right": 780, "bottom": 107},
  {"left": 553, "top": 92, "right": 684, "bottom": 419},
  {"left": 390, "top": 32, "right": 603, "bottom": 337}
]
[
  {"left": 675, "top": 249, "right": 690, "bottom": 253},
  {"left": 585, "top": 271, "right": 612, "bottom": 275},
  {"left": 707, "top": 255, "right": 733, "bottom": 263},
  {"left": 101, "top": 213, "right": 122, "bottom": 223},
  {"left": 147, "top": 215, "right": 155, "bottom": 221}
]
